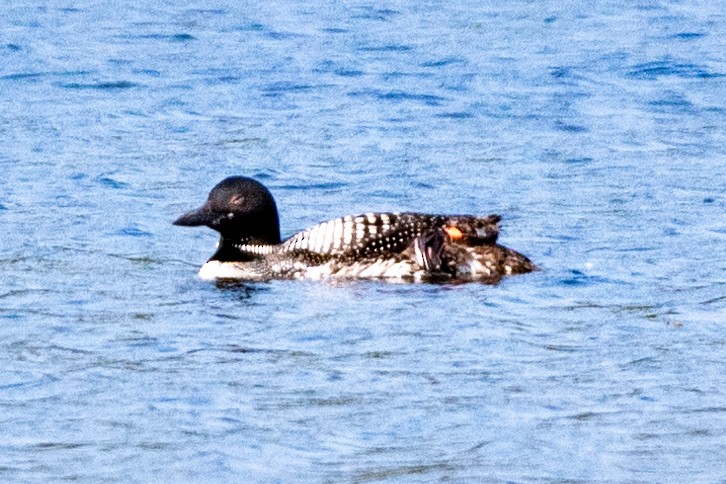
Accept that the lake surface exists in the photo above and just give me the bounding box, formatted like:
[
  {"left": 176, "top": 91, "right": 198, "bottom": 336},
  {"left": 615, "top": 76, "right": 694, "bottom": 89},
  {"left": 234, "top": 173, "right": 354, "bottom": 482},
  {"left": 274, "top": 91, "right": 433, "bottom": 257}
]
[{"left": 2, "top": 1, "right": 725, "bottom": 481}]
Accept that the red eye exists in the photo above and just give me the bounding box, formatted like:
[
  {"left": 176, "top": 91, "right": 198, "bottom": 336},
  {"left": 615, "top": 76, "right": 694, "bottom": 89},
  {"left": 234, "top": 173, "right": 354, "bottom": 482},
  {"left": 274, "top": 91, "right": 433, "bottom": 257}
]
[{"left": 230, "top": 195, "right": 245, "bottom": 205}]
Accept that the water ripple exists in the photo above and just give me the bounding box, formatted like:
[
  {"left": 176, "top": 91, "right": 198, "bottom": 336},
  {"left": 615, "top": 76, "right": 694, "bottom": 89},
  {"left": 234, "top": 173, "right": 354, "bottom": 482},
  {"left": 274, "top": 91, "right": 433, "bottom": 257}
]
[
  {"left": 420, "top": 57, "right": 467, "bottom": 68},
  {"left": 95, "top": 176, "right": 130, "bottom": 189},
  {"left": 136, "top": 33, "right": 195, "bottom": 42},
  {"left": 357, "top": 44, "right": 412, "bottom": 52},
  {"left": 627, "top": 58, "right": 723, "bottom": 79},
  {"left": 2, "top": 1, "right": 725, "bottom": 482},
  {"left": 348, "top": 89, "right": 446, "bottom": 105},
  {"left": 57, "top": 80, "right": 139, "bottom": 90}
]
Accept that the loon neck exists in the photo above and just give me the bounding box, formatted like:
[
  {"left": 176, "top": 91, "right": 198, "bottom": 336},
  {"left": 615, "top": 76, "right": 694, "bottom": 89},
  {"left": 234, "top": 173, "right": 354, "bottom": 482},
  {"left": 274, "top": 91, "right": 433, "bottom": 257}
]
[{"left": 209, "top": 235, "right": 276, "bottom": 262}]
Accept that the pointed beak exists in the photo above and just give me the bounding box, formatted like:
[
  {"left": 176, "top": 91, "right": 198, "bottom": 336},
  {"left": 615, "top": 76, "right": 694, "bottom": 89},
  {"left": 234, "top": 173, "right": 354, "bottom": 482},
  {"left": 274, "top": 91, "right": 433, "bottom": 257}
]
[{"left": 173, "top": 204, "right": 213, "bottom": 227}]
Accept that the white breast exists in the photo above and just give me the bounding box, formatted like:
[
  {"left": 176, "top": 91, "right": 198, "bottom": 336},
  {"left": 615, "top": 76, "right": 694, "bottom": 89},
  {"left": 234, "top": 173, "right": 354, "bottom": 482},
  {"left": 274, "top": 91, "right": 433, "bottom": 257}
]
[{"left": 197, "top": 260, "right": 268, "bottom": 281}]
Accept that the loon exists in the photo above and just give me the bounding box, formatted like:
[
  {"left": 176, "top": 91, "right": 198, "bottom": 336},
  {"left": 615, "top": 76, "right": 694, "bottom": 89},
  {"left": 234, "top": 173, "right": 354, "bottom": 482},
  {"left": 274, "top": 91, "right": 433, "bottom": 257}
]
[{"left": 173, "top": 176, "right": 536, "bottom": 283}]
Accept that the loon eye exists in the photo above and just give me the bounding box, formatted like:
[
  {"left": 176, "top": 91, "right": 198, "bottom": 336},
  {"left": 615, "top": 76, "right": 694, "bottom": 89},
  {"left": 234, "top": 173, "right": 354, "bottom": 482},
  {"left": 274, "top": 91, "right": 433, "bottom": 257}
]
[{"left": 230, "top": 195, "right": 245, "bottom": 206}]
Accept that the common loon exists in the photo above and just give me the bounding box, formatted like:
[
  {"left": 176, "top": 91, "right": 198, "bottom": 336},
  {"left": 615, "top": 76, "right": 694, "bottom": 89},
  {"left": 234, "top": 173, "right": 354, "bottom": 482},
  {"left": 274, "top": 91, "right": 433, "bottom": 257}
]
[{"left": 173, "top": 176, "right": 536, "bottom": 283}]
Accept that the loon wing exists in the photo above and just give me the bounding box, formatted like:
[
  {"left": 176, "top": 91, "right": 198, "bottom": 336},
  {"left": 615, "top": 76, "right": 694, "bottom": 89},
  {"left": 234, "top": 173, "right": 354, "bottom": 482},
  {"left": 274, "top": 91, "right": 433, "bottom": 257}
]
[
  {"left": 280, "top": 213, "right": 421, "bottom": 259},
  {"left": 279, "top": 212, "right": 501, "bottom": 260},
  {"left": 413, "top": 230, "right": 445, "bottom": 271}
]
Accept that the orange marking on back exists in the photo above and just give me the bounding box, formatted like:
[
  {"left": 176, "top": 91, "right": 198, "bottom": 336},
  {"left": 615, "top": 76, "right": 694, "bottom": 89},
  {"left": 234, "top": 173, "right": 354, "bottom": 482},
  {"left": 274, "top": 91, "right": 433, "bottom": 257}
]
[{"left": 444, "top": 226, "right": 463, "bottom": 240}]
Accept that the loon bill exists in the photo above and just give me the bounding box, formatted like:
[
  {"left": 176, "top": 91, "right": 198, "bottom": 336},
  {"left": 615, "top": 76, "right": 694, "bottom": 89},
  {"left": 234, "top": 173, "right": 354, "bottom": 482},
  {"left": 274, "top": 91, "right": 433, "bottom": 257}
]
[{"left": 173, "top": 176, "right": 536, "bottom": 283}]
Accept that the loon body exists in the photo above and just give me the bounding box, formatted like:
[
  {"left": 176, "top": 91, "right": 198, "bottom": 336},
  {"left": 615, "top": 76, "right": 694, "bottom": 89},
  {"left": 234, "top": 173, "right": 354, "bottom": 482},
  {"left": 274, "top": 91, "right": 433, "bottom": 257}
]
[{"left": 174, "top": 176, "right": 536, "bottom": 283}]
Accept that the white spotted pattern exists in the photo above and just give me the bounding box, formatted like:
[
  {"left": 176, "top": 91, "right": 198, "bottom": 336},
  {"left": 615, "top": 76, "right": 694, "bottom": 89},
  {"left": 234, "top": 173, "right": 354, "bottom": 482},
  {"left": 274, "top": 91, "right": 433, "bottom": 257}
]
[
  {"left": 235, "top": 243, "right": 275, "bottom": 255},
  {"left": 313, "top": 222, "right": 327, "bottom": 253},
  {"left": 332, "top": 218, "right": 343, "bottom": 250},
  {"left": 322, "top": 219, "right": 335, "bottom": 252}
]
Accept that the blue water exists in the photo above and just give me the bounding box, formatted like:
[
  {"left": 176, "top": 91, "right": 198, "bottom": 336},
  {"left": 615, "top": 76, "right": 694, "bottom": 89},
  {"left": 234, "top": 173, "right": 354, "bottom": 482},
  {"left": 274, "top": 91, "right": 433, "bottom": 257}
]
[{"left": 2, "top": 1, "right": 725, "bottom": 481}]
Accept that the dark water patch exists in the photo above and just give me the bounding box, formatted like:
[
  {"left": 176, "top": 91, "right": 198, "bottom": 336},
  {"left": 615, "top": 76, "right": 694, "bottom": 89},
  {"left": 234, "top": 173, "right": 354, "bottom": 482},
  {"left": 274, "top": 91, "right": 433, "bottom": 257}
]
[
  {"left": 560, "top": 270, "right": 614, "bottom": 287},
  {"left": 261, "top": 82, "right": 323, "bottom": 95},
  {"left": 235, "top": 22, "right": 265, "bottom": 32},
  {"left": 108, "top": 253, "right": 166, "bottom": 266},
  {"left": 348, "top": 89, "right": 446, "bottom": 106},
  {"left": 381, "top": 71, "right": 433, "bottom": 81},
  {"left": 435, "top": 111, "right": 474, "bottom": 119},
  {"left": 647, "top": 93, "right": 694, "bottom": 114},
  {"left": 262, "top": 82, "right": 314, "bottom": 92},
  {"left": 250, "top": 170, "right": 280, "bottom": 180},
  {"left": 58, "top": 80, "right": 138, "bottom": 90},
  {"left": 334, "top": 68, "right": 364, "bottom": 77},
  {"left": 565, "top": 157, "right": 593, "bottom": 164},
  {"left": 411, "top": 181, "right": 435, "bottom": 190},
  {"left": 1, "top": 70, "right": 92, "bottom": 82},
  {"left": 138, "top": 33, "right": 195, "bottom": 42},
  {"left": 192, "top": 8, "right": 226, "bottom": 15},
  {"left": 125, "top": 336, "right": 160, "bottom": 348},
  {"left": 567, "top": 411, "right": 609, "bottom": 421},
  {"left": 554, "top": 121, "right": 588, "bottom": 133},
  {"left": 204, "top": 75, "right": 240, "bottom": 85},
  {"left": 96, "top": 176, "right": 130, "bottom": 189},
  {"left": 352, "top": 7, "right": 401, "bottom": 21},
  {"left": 614, "top": 245, "right": 659, "bottom": 252},
  {"left": 549, "top": 66, "right": 568, "bottom": 79},
  {"left": 313, "top": 61, "right": 365, "bottom": 78},
  {"left": 549, "top": 66, "right": 584, "bottom": 81},
  {"left": 118, "top": 226, "right": 153, "bottom": 238},
  {"left": 671, "top": 32, "right": 705, "bottom": 40},
  {"left": 265, "top": 31, "right": 302, "bottom": 40},
  {"left": 321, "top": 27, "right": 349, "bottom": 34},
  {"left": 663, "top": 227, "right": 679, "bottom": 237},
  {"left": 45, "top": 344, "right": 94, "bottom": 355},
  {"left": 441, "top": 77, "right": 475, "bottom": 92},
  {"left": 5, "top": 43, "right": 22, "bottom": 51},
  {"left": 222, "top": 345, "right": 316, "bottom": 359},
  {"left": 358, "top": 44, "right": 412, "bottom": 53},
  {"left": 627, "top": 59, "right": 723, "bottom": 80},
  {"left": 0, "top": 374, "right": 59, "bottom": 390},
  {"left": 108, "top": 58, "right": 133, "bottom": 66},
  {"left": 543, "top": 344, "right": 581, "bottom": 353},
  {"left": 213, "top": 280, "right": 272, "bottom": 298},
  {"left": 544, "top": 16, "right": 558, "bottom": 24},
  {"left": 355, "top": 463, "right": 456, "bottom": 482},
  {"left": 622, "top": 356, "right": 660, "bottom": 369},
  {"left": 420, "top": 57, "right": 466, "bottom": 68},
  {"left": 685, "top": 406, "right": 726, "bottom": 414},
  {"left": 218, "top": 137, "right": 267, "bottom": 146},
  {"left": 133, "top": 68, "right": 161, "bottom": 77},
  {"left": 1, "top": 312, "right": 24, "bottom": 320},
  {"left": 701, "top": 295, "right": 726, "bottom": 305},
  {"left": 31, "top": 442, "right": 90, "bottom": 450},
  {"left": 304, "top": 396, "right": 359, "bottom": 407},
  {"left": 137, "top": 441, "right": 179, "bottom": 451}
]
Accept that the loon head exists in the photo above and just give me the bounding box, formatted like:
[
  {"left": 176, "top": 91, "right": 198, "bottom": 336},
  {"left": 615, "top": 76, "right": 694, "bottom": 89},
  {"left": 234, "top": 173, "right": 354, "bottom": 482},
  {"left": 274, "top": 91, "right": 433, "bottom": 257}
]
[{"left": 173, "top": 176, "right": 281, "bottom": 244}]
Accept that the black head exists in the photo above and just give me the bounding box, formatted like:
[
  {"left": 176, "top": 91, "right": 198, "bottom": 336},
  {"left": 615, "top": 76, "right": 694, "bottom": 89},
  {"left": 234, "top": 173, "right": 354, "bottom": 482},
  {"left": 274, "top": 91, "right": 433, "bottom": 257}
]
[{"left": 173, "top": 176, "right": 281, "bottom": 244}]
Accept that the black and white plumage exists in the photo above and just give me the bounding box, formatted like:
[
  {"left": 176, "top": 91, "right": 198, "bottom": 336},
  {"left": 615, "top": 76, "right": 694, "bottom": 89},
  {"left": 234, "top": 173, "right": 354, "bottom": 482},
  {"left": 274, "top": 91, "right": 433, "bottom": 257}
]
[{"left": 173, "top": 176, "right": 536, "bottom": 283}]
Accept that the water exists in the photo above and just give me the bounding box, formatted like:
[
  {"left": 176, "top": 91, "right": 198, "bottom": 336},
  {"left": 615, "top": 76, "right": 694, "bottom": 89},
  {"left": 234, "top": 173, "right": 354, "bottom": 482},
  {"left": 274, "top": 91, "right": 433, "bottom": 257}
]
[{"left": 2, "top": 1, "right": 725, "bottom": 481}]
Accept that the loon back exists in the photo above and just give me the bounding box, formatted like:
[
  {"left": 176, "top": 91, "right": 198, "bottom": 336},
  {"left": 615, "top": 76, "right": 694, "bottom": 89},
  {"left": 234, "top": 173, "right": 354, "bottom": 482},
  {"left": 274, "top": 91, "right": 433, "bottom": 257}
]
[{"left": 233, "top": 212, "right": 501, "bottom": 261}]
